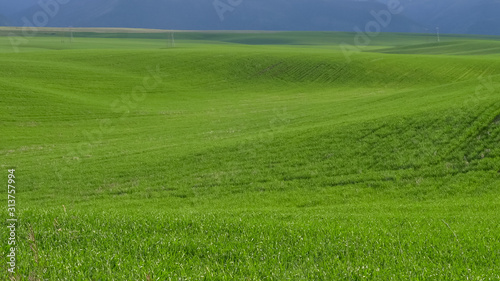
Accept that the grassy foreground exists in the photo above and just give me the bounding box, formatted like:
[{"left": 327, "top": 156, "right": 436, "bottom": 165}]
[{"left": 1, "top": 30, "right": 500, "bottom": 280}]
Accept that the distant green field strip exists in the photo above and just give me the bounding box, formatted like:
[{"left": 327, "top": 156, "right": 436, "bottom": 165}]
[{"left": 371, "top": 40, "right": 500, "bottom": 56}]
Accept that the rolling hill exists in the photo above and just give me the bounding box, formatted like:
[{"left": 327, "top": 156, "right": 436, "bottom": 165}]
[{"left": 1, "top": 31, "right": 499, "bottom": 279}]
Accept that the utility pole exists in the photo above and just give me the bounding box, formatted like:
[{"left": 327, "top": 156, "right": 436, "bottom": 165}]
[
  {"left": 69, "top": 27, "right": 73, "bottom": 43},
  {"left": 436, "top": 27, "right": 440, "bottom": 43},
  {"left": 171, "top": 32, "right": 175, "bottom": 48}
]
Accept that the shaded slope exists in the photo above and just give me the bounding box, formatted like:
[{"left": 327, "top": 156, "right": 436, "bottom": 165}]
[{"left": 371, "top": 40, "right": 500, "bottom": 56}]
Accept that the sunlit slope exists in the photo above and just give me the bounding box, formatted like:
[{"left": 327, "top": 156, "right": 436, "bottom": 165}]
[{"left": 1, "top": 45, "right": 499, "bottom": 206}]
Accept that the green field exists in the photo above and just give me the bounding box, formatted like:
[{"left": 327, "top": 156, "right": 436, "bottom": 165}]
[{"left": 1, "top": 30, "right": 500, "bottom": 280}]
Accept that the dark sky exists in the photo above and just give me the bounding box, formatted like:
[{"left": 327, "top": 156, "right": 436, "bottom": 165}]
[{"left": 1, "top": 0, "right": 500, "bottom": 35}]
